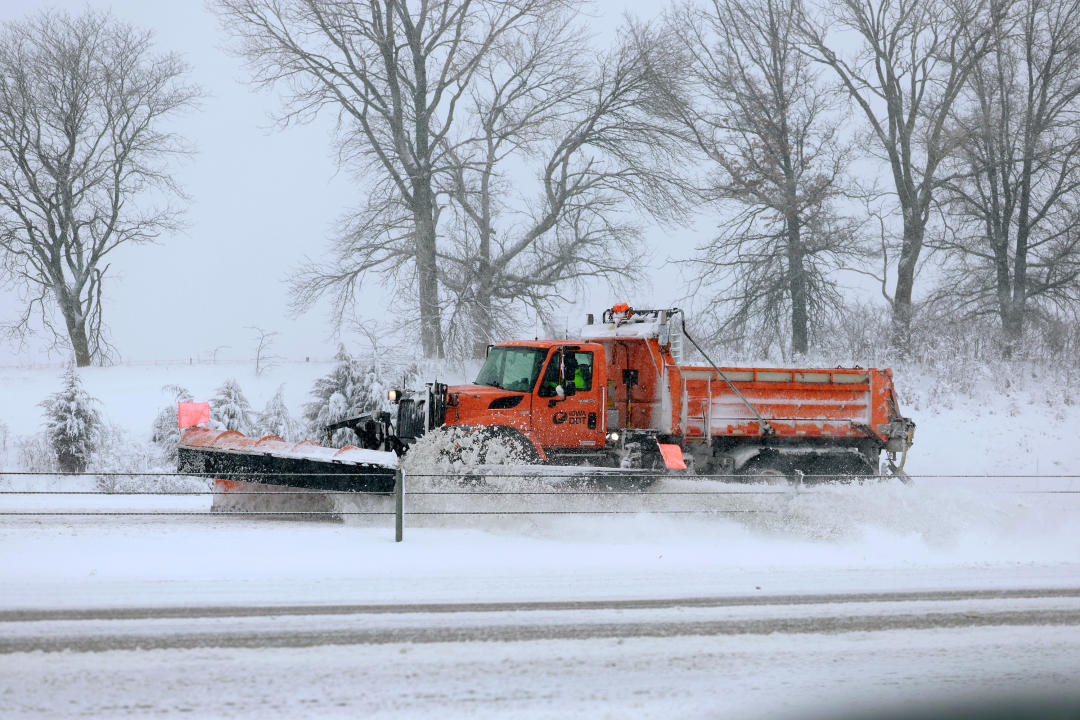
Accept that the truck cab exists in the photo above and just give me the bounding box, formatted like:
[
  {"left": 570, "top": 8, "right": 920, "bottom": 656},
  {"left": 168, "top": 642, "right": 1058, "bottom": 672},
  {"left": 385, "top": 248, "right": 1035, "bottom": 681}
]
[{"left": 442, "top": 340, "right": 608, "bottom": 462}]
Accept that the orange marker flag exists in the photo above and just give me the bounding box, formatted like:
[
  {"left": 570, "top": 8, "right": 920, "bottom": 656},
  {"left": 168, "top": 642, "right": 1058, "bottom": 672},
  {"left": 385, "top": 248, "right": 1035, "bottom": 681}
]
[{"left": 178, "top": 401, "right": 211, "bottom": 430}]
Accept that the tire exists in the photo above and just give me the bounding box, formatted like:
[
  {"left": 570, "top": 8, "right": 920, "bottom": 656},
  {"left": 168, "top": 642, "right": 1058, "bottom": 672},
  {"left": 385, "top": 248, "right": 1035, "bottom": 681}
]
[
  {"left": 738, "top": 452, "right": 794, "bottom": 485},
  {"left": 802, "top": 452, "right": 876, "bottom": 484},
  {"left": 475, "top": 427, "right": 539, "bottom": 465}
]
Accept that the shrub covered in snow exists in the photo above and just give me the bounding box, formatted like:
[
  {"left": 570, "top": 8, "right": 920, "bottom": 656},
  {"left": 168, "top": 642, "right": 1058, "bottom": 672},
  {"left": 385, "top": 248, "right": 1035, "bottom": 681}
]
[
  {"left": 210, "top": 378, "right": 254, "bottom": 434},
  {"left": 92, "top": 421, "right": 206, "bottom": 494},
  {"left": 15, "top": 432, "right": 59, "bottom": 473},
  {"left": 303, "top": 346, "right": 390, "bottom": 447},
  {"left": 39, "top": 364, "right": 102, "bottom": 473},
  {"left": 255, "top": 385, "right": 299, "bottom": 441},
  {"left": 150, "top": 385, "right": 194, "bottom": 463},
  {"left": 91, "top": 422, "right": 161, "bottom": 491}
]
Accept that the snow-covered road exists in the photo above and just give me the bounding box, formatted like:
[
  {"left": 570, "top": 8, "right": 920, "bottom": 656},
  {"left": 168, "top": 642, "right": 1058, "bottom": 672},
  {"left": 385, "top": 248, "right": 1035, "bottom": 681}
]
[
  {"left": 2, "top": 616, "right": 1078, "bottom": 718},
  {"left": 2, "top": 476, "right": 1079, "bottom": 717},
  {"left": 3, "top": 588, "right": 1080, "bottom": 653}
]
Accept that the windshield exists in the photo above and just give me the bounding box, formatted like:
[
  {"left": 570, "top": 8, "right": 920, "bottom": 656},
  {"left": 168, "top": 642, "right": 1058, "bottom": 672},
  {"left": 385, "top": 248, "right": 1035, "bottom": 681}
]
[{"left": 475, "top": 346, "right": 549, "bottom": 393}]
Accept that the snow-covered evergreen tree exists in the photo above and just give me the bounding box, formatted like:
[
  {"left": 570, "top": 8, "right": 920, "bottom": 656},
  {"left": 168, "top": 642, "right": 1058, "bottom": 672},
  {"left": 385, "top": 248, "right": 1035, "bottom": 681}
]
[
  {"left": 39, "top": 363, "right": 103, "bottom": 473},
  {"left": 303, "top": 345, "right": 387, "bottom": 447},
  {"left": 210, "top": 378, "right": 254, "bottom": 434},
  {"left": 150, "top": 385, "right": 194, "bottom": 463},
  {"left": 256, "top": 385, "right": 299, "bottom": 441}
]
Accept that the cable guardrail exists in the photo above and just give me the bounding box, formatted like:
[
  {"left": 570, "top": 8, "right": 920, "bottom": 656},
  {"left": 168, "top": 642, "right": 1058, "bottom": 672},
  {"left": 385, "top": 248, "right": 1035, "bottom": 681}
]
[
  {"left": 2, "top": 470, "right": 1077, "bottom": 544},
  {"left": 3, "top": 470, "right": 1080, "bottom": 478}
]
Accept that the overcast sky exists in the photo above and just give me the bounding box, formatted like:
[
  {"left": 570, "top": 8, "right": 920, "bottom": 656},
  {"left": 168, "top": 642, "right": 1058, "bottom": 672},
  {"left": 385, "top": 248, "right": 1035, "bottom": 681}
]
[{"left": 0, "top": 0, "right": 720, "bottom": 367}]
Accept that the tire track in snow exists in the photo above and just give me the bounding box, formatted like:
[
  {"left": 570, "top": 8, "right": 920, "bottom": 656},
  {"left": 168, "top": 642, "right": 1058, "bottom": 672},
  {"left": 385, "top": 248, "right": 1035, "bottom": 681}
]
[
  {"left": 3, "top": 586, "right": 1078, "bottom": 623},
  {"left": 3, "top": 589, "right": 1080, "bottom": 654}
]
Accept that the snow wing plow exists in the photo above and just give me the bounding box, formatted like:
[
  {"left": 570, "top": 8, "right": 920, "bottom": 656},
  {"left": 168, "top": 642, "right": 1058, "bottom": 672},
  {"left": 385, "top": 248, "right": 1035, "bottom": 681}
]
[{"left": 177, "top": 427, "right": 397, "bottom": 517}]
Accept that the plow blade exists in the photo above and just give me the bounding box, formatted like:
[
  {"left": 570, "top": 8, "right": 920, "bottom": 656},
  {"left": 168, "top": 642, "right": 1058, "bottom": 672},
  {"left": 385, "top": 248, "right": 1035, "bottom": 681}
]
[
  {"left": 208, "top": 479, "right": 344, "bottom": 519},
  {"left": 177, "top": 427, "right": 398, "bottom": 518}
]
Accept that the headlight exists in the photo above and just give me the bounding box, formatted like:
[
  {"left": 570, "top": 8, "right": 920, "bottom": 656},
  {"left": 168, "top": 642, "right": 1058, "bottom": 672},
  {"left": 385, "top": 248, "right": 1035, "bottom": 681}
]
[
  {"left": 607, "top": 431, "right": 620, "bottom": 443},
  {"left": 387, "top": 389, "right": 401, "bottom": 403}
]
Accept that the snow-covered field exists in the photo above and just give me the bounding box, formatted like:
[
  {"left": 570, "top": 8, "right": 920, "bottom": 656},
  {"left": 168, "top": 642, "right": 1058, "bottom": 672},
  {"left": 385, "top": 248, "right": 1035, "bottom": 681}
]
[{"left": 1, "top": 360, "right": 1079, "bottom": 718}]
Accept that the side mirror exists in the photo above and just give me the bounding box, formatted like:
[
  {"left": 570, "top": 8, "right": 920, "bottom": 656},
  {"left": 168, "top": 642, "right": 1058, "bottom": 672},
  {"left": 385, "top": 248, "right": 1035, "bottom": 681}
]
[{"left": 559, "top": 351, "right": 577, "bottom": 396}]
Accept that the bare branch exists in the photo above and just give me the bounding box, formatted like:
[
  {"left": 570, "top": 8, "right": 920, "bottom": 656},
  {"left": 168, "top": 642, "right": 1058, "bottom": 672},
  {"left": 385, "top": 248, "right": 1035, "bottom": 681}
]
[
  {"left": 797, "top": 0, "right": 1006, "bottom": 351},
  {"left": 433, "top": 16, "right": 692, "bottom": 356},
  {"left": 219, "top": 0, "right": 564, "bottom": 359},
  {"left": 0, "top": 8, "right": 199, "bottom": 365},
  {"left": 934, "top": 0, "right": 1080, "bottom": 355},
  {"left": 247, "top": 326, "right": 282, "bottom": 376},
  {"left": 661, "top": 0, "right": 861, "bottom": 355}
]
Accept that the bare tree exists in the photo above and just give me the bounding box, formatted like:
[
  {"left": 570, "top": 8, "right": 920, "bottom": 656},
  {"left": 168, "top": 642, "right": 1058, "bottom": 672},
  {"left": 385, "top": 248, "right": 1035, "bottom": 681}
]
[
  {"left": 798, "top": 0, "right": 1003, "bottom": 351},
  {"left": 664, "top": 0, "right": 858, "bottom": 356},
  {"left": 247, "top": 326, "right": 281, "bottom": 375},
  {"left": 0, "top": 10, "right": 198, "bottom": 366},
  {"left": 217, "top": 0, "right": 560, "bottom": 359},
  {"left": 437, "top": 16, "right": 689, "bottom": 356},
  {"left": 933, "top": 0, "right": 1080, "bottom": 355}
]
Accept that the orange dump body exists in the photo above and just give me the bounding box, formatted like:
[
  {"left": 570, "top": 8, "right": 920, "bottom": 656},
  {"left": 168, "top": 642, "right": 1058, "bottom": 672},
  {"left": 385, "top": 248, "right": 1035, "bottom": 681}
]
[
  {"left": 668, "top": 364, "right": 897, "bottom": 443},
  {"left": 590, "top": 335, "right": 901, "bottom": 444}
]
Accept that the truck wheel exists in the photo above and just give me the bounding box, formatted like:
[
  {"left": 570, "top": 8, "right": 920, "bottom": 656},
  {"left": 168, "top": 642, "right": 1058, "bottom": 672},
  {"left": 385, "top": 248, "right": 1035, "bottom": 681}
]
[
  {"left": 634, "top": 448, "right": 665, "bottom": 487},
  {"left": 804, "top": 453, "right": 876, "bottom": 484},
  {"left": 738, "top": 453, "right": 793, "bottom": 485},
  {"left": 476, "top": 427, "right": 540, "bottom": 465}
]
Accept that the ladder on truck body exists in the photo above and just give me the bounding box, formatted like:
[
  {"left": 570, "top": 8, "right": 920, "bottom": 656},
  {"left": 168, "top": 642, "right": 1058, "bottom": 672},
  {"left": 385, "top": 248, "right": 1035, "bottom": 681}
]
[
  {"left": 668, "top": 323, "right": 684, "bottom": 364},
  {"left": 679, "top": 369, "right": 714, "bottom": 446}
]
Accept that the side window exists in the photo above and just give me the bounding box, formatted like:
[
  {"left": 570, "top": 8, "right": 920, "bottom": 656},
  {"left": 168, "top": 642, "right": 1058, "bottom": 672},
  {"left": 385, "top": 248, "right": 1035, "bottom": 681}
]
[
  {"left": 537, "top": 351, "right": 561, "bottom": 397},
  {"left": 536, "top": 350, "right": 593, "bottom": 396},
  {"left": 571, "top": 351, "right": 593, "bottom": 391}
]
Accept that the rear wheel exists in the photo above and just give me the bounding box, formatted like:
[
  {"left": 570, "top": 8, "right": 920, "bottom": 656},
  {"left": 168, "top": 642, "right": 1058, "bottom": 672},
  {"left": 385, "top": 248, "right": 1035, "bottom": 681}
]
[
  {"left": 801, "top": 452, "right": 876, "bottom": 484},
  {"left": 738, "top": 453, "right": 794, "bottom": 485}
]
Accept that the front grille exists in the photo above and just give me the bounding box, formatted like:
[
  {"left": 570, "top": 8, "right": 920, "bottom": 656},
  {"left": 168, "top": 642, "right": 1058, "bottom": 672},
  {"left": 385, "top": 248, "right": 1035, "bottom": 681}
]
[{"left": 397, "top": 397, "right": 427, "bottom": 440}]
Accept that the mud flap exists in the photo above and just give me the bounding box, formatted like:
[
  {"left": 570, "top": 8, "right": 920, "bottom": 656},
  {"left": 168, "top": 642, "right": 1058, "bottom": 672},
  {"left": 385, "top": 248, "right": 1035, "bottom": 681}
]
[{"left": 656, "top": 442, "right": 687, "bottom": 470}]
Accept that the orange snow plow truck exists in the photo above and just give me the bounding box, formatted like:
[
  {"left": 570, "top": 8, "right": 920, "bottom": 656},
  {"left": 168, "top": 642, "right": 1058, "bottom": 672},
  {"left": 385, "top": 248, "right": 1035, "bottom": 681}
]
[{"left": 178, "top": 304, "right": 915, "bottom": 489}]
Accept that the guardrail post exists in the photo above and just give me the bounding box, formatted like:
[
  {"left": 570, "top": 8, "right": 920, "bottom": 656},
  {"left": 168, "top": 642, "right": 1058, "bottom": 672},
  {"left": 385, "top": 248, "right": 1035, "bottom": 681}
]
[{"left": 394, "top": 467, "right": 404, "bottom": 542}]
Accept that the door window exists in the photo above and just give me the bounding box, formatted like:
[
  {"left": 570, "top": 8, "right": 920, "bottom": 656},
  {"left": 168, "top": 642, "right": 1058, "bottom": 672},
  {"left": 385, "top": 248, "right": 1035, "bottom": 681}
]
[
  {"left": 538, "top": 351, "right": 561, "bottom": 397},
  {"left": 569, "top": 351, "right": 593, "bottom": 391},
  {"left": 537, "top": 350, "right": 594, "bottom": 397}
]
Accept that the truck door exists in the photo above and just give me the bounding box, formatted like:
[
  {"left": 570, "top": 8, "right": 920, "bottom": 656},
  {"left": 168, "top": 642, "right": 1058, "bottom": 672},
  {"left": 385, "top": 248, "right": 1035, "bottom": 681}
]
[{"left": 532, "top": 346, "right": 605, "bottom": 452}]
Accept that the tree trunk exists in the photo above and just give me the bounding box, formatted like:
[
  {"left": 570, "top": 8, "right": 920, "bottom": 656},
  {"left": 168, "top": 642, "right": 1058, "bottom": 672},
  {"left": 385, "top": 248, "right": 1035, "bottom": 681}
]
[
  {"left": 57, "top": 450, "right": 87, "bottom": 474},
  {"left": 55, "top": 284, "right": 92, "bottom": 367},
  {"left": 1006, "top": 149, "right": 1035, "bottom": 359},
  {"left": 890, "top": 220, "right": 924, "bottom": 354},
  {"left": 1001, "top": 304, "right": 1022, "bottom": 359},
  {"left": 786, "top": 218, "right": 808, "bottom": 355},
  {"left": 471, "top": 228, "right": 494, "bottom": 358},
  {"left": 413, "top": 185, "right": 444, "bottom": 359}
]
